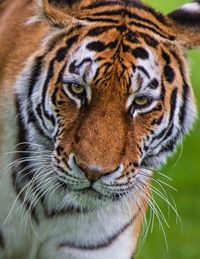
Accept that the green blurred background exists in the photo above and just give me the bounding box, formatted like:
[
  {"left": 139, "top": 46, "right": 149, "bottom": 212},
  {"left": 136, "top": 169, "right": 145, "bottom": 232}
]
[{"left": 137, "top": 1, "right": 200, "bottom": 259}]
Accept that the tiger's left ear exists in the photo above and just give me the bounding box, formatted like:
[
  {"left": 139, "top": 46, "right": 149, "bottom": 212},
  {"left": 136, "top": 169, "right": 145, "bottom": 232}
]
[
  {"left": 37, "top": 0, "right": 92, "bottom": 28},
  {"left": 168, "top": 1, "right": 200, "bottom": 49}
]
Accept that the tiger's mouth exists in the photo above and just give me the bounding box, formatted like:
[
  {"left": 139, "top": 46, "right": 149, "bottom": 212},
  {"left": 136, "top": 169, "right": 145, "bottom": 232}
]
[
  {"left": 57, "top": 177, "right": 122, "bottom": 202},
  {"left": 53, "top": 165, "right": 151, "bottom": 208}
]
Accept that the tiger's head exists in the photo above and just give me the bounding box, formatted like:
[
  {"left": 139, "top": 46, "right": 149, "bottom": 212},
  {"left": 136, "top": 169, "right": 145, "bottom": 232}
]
[{"left": 17, "top": 0, "right": 200, "bottom": 211}]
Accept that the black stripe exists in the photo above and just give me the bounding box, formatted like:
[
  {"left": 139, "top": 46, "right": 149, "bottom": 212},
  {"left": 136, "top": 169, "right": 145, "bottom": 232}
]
[
  {"left": 27, "top": 33, "right": 79, "bottom": 99},
  {"left": 57, "top": 35, "right": 79, "bottom": 62},
  {"left": 69, "top": 58, "right": 92, "bottom": 74},
  {"left": 47, "top": 25, "right": 83, "bottom": 53},
  {"left": 157, "top": 92, "right": 177, "bottom": 142},
  {"left": 137, "top": 32, "right": 159, "bottom": 47},
  {"left": 0, "top": 230, "right": 5, "bottom": 249},
  {"left": 58, "top": 216, "right": 136, "bottom": 250},
  {"left": 159, "top": 132, "right": 181, "bottom": 153},
  {"left": 117, "top": 24, "right": 127, "bottom": 33},
  {"left": 56, "top": 47, "right": 69, "bottom": 62},
  {"left": 27, "top": 107, "right": 52, "bottom": 141},
  {"left": 94, "top": 66, "right": 112, "bottom": 85},
  {"left": 151, "top": 88, "right": 177, "bottom": 142},
  {"left": 164, "top": 65, "right": 175, "bottom": 83},
  {"left": 87, "top": 40, "right": 118, "bottom": 52},
  {"left": 128, "top": 1, "right": 167, "bottom": 25},
  {"left": 27, "top": 35, "right": 79, "bottom": 131},
  {"left": 132, "top": 47, "right": 149, "bottom": 59},
  {"left": 83, "top": 0, "right": 167, "bottom": 27},
  {"left": 89, "top": 10, "right": 124, "bottom": 17},
  {"left": 51, "top": 86, "right": 59, "bottom": 106},
  {"left": 170, "top": 51, "right": 191, "bottom": 131},
  {"left": 41, "top": 35, "right": 79, "bottom": 122},
  {"left": 164, "top": 124, "right": 174, "bottom": 141},
  {"left": 129, "top": 20, "right": 175, "bottom": 41},
  {"left": 49, "top": 0, "right": 80, "bottom": 7},
  {"left": 82, "top": 1, "right": 123, "bottom": 10},
  {"left": 40, "top": 59, "right": 55, "bottom": 121},
  {"left": 169, "top": 88, "right": 178, "bottom": 122},
  {"left": 93, "top": 62, "right": 112, "bottom": 83},
  {"left": 84, "top": 17, "right": 120, "bottom": 23},
  {"left": 170, "top": 50, "right": 185, "bottom": 79},
  {"left": 136, "top": 66, "right": 150, "bottom": 78},
  {"left": 162, "top": 49, "right": 171, "bottom": 64},
  {"left": 89, "top": 24, "right": 129, "bottom": 37},
  {"left": 122, "top": 42, "right": 131, "bottom": 53},
  {"left": 179, "top": 83, "right": 189, "bottom": 129},
  {"left": 36, "top": 104, "right": 49, "bottom": 131},
  {"left": 90, "top": 9, "right": 168, "bottom": 35},
  {"left": 147, "top": 78, "right": 159, "bottom": 89},
  {"left": 126, "top": 31, "right": 141, "bottom": 44},
  {"left": 12, "top": 98, "right": 40, "bottom": 224},
  {"left": 160, "top": 141, "right": 176, "bottom": 153},
  {"left": 87, "top": 25, "right": 114, "bottom": 36},
  {"left": 28, "top": 55, "right": 44, "bottom": 98},
  {"left": 151, "top": 127, "right": 167, "bottom": 143}
]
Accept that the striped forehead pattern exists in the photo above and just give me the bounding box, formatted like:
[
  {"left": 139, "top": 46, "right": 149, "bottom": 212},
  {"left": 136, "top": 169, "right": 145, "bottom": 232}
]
[{"left": 41, "top": 1, "right": 179, "bottom": 94}]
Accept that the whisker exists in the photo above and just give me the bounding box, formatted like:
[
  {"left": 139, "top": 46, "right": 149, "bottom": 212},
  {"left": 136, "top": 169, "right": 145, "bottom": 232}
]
[{"left": 140, "top": 167, "right": 173, "bottom": 181}]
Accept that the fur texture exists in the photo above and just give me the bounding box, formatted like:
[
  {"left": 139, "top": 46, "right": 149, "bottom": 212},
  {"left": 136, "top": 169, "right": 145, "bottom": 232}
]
[{"left": 0, "top": 0, "right": 199, "bottom": 258}]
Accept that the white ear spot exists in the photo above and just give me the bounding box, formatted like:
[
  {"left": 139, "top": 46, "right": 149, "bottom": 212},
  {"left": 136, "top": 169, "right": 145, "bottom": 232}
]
[{"left": 180, "top": 2, "right": 200, "bottom": 12}]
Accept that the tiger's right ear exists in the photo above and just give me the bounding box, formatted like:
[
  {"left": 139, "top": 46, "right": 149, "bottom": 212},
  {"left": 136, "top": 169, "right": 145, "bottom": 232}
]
[
  {"left": 37, "top": 0, "right": 92, "bottom": 28},
  {"left": 168, "top": 1, "right": 200, "bottom": 49}
]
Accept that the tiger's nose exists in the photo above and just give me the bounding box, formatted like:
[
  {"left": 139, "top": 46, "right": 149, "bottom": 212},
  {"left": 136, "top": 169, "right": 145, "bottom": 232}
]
[{"left": 74, "top": 157, "right": 120, "bottom": 182}]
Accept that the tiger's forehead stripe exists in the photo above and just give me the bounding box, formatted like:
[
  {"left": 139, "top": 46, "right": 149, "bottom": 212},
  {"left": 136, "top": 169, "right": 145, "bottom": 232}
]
[
  {"left": 27, "top": 25, "right": 84, "bottom": 98},
  {"left": 80, "top": 2, "right": 175, "bottom": 40},
  {"left": 82, "top": 0, "right": 166, "bottom": 25},
  {"left": 85, "top": 12, "right": 171, "bottom": 40},
  {"left": 25, "top": 28, "right": 86, "bottom": 137}
]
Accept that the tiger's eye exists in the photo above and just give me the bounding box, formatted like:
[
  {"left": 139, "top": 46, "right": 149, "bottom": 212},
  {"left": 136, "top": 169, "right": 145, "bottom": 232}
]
[
  {"left": 70, "top": 83, "right": 85, "bottom": 95},
  {"left": 134, "top": 96, "right": 150, "bottom": 106}
]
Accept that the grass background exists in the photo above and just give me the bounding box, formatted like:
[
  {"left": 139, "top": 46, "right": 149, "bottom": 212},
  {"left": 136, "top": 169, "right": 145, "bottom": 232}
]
[{"left": 137, "top": 1, "right": 200, "bottom": 259}]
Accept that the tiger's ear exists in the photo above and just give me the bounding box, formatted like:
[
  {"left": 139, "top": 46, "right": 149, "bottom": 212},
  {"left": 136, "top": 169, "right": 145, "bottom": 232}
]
[
  {"left": 168, "top": 1, "right": 200, "bottom": 49},
  {"left": 37, "top": 0, "right": 92, "bottom": 28}
]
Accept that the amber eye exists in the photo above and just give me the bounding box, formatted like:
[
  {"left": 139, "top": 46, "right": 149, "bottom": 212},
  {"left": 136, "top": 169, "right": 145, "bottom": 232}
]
[
  {"left": 134, "top": 96, "right": 151, "bottom": 107},
  {"left": 69, "top": 83, "right": 85, "bottom": 96}
]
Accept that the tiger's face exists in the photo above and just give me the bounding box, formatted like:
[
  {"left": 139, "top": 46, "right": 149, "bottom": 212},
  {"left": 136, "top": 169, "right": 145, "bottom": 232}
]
[{"left": 17, "top": 0, "right": 198, "bottom": 210}]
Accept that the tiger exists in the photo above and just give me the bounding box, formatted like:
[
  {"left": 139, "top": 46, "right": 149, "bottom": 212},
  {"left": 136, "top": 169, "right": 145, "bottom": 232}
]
[{"left": 0, "top": 0, "right": 199, "bottom": 258}]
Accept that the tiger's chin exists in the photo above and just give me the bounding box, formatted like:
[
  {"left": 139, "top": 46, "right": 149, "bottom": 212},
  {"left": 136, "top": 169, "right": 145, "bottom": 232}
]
[
  {"left": 58, "top": 185, "right": 120, "bottom": 210},
  {"left": 63, "top": 189, "right": 115, "bottom": 211},
  {"left": 53, "top": 179, "right": 144, "bottom": 213}
]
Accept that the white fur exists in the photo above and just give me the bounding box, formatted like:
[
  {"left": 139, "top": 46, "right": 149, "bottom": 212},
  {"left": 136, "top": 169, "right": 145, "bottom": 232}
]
[{"left": 180, "top": 2, "right": 200, "bottom": 12}]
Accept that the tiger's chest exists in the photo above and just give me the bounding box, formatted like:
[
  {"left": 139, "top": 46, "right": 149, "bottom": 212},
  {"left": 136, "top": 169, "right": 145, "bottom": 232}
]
[{"left": 0, "top": 194, "right": 136, "bottom": 259}]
